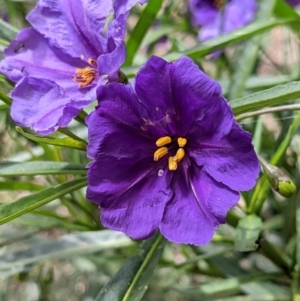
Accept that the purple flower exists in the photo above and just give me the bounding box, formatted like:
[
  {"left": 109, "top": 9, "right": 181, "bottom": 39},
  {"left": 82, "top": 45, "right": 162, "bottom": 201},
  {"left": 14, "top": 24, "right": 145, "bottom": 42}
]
[
  {"left": 0, "top": 0, "right": 144, "bottom": 135},
  {"left": 285, "top": 0, "right": 300, "bottom": 6},
  {"left": 86, "top": 55, "right": 259, "bottom": 245},
  {"left": 114, "top": 0, "right": 149, "bottom": 17},
  {"left": 190, "top": 0, "right": 258, "bottom": 42}
]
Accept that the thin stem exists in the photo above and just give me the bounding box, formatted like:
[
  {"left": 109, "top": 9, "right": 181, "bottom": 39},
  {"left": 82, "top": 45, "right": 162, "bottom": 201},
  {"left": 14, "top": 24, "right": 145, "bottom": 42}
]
[
  {"left": 58, "top": 127, "right": 88, "bottom": 144},
  {"left": 175, "top": 246, "right": 233, "bottom": 268},
  {"left": 236, "top": 104, "right": 300, "bottom": 121},
  {"left": 75, "top": 110, "right": 88, "bottom": 126}
]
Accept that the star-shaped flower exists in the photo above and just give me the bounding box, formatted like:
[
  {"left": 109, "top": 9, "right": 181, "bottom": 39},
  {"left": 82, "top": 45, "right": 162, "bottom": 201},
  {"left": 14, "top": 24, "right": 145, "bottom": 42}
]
[
  {"left": 189, "top": 0, "right": 258, "bottom": 46},
  {"left": 0, "top": 0, "right": 146, "bottom": 135},
  {"left": 86, "top": 55, "right": 260, "bottom": 245}
]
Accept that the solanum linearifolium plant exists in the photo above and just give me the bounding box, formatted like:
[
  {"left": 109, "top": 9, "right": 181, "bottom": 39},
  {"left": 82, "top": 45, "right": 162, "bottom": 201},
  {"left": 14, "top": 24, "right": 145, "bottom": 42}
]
[{"left": 0, "top": 0, "right": 299, "bottom": 300}]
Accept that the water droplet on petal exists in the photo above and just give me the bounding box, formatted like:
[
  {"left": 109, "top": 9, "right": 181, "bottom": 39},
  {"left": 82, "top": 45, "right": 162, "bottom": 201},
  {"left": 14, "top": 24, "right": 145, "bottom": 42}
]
[{"left": 158, "top": 169, "right": 164, "bottom": 177}]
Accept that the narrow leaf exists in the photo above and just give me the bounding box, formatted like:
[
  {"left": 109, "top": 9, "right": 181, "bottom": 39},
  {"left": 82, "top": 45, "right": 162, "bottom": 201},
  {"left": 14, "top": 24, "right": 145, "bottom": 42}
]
[
  {"left": 16, "top": 126, "right": 87, "bottom": 151},
  {"left": 165, "top": 18, "right": 297, "bottom": 61},
  {"left": 234, "top": 215, "right": 263, "bottom": 252},
  {"left": 0, "top": 230, "right": 133, "bottom": 271},
  {"left": 0, "top": 161, "right": 87, "bottom": 176},
  {"left": 0, "top": 181, "right": 44, "bottom": 191},
  {"left": 227, "top": 0, "right": 276, "bottom": 99},
  {"left": 124, "top": 0, "right": 163, "bottom": 66},
  {"left": 0, "top": 177, "right": 88, "bottom": 225},
  {"left": 231, "top": 82, "right": 300, "bottom": 115},
  {"left": 95, "top": 233, "right": 166, "bottom": 301},
  {"left": 0, "top": 19, "right": 18, "bottom": 41}
]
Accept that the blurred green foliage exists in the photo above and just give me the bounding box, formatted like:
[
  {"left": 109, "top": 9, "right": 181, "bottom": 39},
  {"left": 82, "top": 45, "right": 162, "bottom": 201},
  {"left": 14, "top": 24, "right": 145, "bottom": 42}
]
[{"left": 1, "top": 0, "right": 300, "bottom": 300}]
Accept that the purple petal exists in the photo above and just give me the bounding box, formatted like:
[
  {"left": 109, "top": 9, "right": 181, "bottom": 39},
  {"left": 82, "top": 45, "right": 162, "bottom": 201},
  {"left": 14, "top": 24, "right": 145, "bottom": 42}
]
[
  {"left": 114, "top": 0, "right": 148, "bottom": 18},
  {"left": 27, "top": 0, "right": 110, "bottom": 60},
  {"left": 0, "top": 28, "right": 86, "bottom": 88},
  {"left": 11, "top": 77, "right": 93, "bottom": 135},
  {"left": 192, "top": 169, "right": 240, "bottom": 224},
  {"left": 189, "top": 0, "right": 218, "bottom": 26},
  {"left": 160, "top": 164, "right": 218, "bottom": 245},
  {"left": 160, "top": 165, "right": 239, "bottom": 245},
  {"left": 190, "top": 123, "right": 260, "bottom": 191},
  {"left": 169, "top": 56, "right": 225, "bottom": 135},
  {"left": 87, "top": 84, "right": 156, "bottom": 161},
  {"left": 135, "top": 56, "right": 224, "bottom": 136},
  {"left": 135, "top": 55, "right": 176, "bottom": 132},
  {"left": 87, "top": 157, "right": 172, "bottom": 240},
  {"left": 199, "top": 0, "right": 257, "bottom": 41}
]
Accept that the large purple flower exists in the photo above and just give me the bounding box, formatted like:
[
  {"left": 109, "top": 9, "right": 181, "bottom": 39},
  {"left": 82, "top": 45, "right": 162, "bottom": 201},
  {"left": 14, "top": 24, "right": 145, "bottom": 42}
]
[
  {"left": 189, "top": 0, "right": 258, "bottom": 42},
  {"left": 0, "top": 0, "right": 146, "bottom": 135},
  {"left": 86, "top": 55, "right": 260, "bottom": 245}
]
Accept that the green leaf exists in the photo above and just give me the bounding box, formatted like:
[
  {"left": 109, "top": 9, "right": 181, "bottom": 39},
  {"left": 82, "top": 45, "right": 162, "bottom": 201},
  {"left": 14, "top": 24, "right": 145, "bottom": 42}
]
[
  {"left": 177, "top": 273, "right": 282, "bottom": 300},
  {"left": 274, "top": 0, "right": 300, "bottom": 32},
  {"left": 124, "top": 0, "right": 164, "bottom": 66},
  {"left": 95, "top": 233, "right": 166, "bottom": 301},
  {"left": 234, "top": 215, "right": 263, "bottom": 252},
  {"left": 0, "top": 91, "right": 12, "bottom": 106},
  {"left": 141, "top": 25, "right": 174, "bottom": 47},
  {"left": 0, "top": 177, "right": 88, "bottom": 225},
  {"left": 165, "top": 18, "right": 297, "bottom": 61},
  {"left": 227, "top": 0, "right": 276, "bottom": 99},
  {"left": 231, "top": 81, "right": 300, "bottom": 115},
  {"left": 0, "top": 181, "right": 44, "bottom": 191},
  {"left": 10, "top": 214, "right": 92, "bottom": 231},
  {"left": 0, "top": 161, "right": 87, "bottom": 176},
  {"left": 0, "top": 230, "right": 133, "bottom": 275},
  {"left": 16, "top": 126, "right": 87, "bottom": 151},
  {"left": 0, "top": 19, "right": 18, "bottom": 41}
]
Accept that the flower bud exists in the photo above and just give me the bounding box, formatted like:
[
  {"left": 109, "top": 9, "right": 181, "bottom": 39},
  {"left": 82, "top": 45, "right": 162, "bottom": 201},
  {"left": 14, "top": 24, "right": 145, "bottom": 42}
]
[{"left": 259, "top": 157, "right": 296, "bottom": 198}]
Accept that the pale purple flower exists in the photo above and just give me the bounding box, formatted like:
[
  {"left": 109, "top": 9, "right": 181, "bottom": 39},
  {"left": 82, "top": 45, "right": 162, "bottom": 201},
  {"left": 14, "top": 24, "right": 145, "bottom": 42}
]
[
  {"left": 190, "top": 0, "right": 258, "bottom": 43},
  {"left": 0, "top": 0, "right": 146, "bottom": 135},
  {"left": 86, "top": 55, "right": 259, "bottom": 245}
]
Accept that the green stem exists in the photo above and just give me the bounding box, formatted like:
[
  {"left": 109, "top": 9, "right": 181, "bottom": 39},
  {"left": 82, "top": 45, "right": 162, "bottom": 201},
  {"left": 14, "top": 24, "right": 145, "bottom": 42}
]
[
  {"left": 236, "top": 104, "right": 300, "bottom": 121},
  {"left": 58, "top": 127, "right": 88, "bottom": 144},
  {"left": 175, "top": 246, "right": 233, "bottom": 268},
  {"left": 248, "top": 112, "right": 300, "bottom": 214},
  {"left": 75, "top": 110, "right": 88, "bottom": 126}
]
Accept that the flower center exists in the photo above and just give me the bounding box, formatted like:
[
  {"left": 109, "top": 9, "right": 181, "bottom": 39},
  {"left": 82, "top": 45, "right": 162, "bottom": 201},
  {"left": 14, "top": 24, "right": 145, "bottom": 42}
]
[
  {"left": 153, "top": 136, "right": 187, "bottom": 171},
  {"left": 213, "top": 0, "right": 226, "bottom": 9},
  {"left": 72, "top": 59, "right": 98, "bottom": 88}
]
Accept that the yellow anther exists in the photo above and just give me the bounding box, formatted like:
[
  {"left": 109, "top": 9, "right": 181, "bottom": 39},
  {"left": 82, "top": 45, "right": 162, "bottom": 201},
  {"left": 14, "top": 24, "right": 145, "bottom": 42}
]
[
  {"left": 168, "top": 156, "right": 178, "bottom": 171},
  {"left": 88, "top": 58, "right": 98, "bottom": 67},
  {"left": 173, "top": 148, "right": 185, "bottom": 162},
  {"left": 156, "top": 136, "right": 172, "bottom": 147},
  {"left": 72, "top": 58, "right": 98, "bottom": 88},
  {"left": 177, "top": 137, "right": 187, "bottom": 147},
  {"left": 154, "top": 147, "right": 168, "bottom": 161},
  {"left": 213, "top": 0, "right": 224, "bottom": 9}
]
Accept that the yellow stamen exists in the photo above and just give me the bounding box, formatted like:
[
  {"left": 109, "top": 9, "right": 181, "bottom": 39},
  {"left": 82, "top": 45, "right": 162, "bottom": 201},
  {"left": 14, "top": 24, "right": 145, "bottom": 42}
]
[
  {"left": 213, "top": 0, "right": 224, "bottom": 9},
  {"left": 88, "top": 59, "right": 98, "bottom": 67},
  {"left": 156, "top": 136, "right": 172, "bottom": 147},
  {"left": 173, "top": 148, "right": 185, "bottom": 162},
  {"left": 177, "top": 137, "right": 187, "bottom": 147},
  {"left": 154, "top": 147, "right": 168, "bottom": 161},
  {"left": 168, "top": 156, "right": 178, "bottom": 171},
  {"left": 73, "top": 67, "right": 97, "bottom": 88},
  {"left": 72, "top": 58, "right": 98, "bottom": 88}
]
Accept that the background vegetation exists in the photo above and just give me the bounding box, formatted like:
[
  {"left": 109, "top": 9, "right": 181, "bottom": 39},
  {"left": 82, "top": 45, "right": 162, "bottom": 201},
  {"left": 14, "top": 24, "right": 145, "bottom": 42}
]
[{"left": 1, "top": 0, "right": 300, "bottom": 300}]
